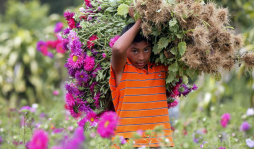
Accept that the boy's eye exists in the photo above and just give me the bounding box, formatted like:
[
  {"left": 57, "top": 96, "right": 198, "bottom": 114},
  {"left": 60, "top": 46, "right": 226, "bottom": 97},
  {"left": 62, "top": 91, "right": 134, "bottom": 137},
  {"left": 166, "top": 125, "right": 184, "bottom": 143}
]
[
  {"left": 132, "top": 50, "right": 138, "bottom": 54},
  {"left": 144, "top": 48, "right": 150, "bottom": 52}
]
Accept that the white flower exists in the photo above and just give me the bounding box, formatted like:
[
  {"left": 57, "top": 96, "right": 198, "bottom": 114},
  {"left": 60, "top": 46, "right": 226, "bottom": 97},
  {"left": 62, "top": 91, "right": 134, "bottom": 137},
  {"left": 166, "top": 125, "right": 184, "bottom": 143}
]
[
  {"left": 138, "top": 146, "right": 146, "bottom": 149},
  {"left": 165, "top": 138, "right": 170, "bottom": 143},
  {"left": 246, "top": 108, "right": 254, "bottom": 116},
  {"left": 32, "top": 103, "right": 38, "bottom": 109},
  {"left": 79, "top": 7, "right": 86, "bottom": 12}
]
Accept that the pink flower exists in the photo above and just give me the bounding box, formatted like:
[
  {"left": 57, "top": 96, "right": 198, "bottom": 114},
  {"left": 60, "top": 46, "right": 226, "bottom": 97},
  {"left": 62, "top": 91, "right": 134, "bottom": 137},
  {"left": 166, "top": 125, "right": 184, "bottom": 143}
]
[
  {"left": 84, "top": 56, "right": 95, "bottom": 71},
  {"left": 67, "top": 54, "right": 85, "bottom": 69},
  {"left": 68, "top": 18, "right": 76, "bottom": 29},
  {"left": 56, "top": 43, "right": 66, "bottom": 54},
  {"left": 97, "top": 112, "right": 118, "bottom": 138},
  {"left": 51, "top": 146, "right": 63, "bottom": 149},
  {"left": 218, "top": 147, "right": 225, "bottom": 149},
  {"left": 78, "top": 117, "right": 88, "bottom": 127},
  {"left": 137, "top": 130, "right": 143, "bottom": 136},
  {"left": 85, "top": 0, "right": 92, "bottom": 8},
  {"left": 29, "top": 129, "right": 48, "bottom": 149},
  {"left": 102, "top": 53, "right": 106, "bottom": 58},
  {"left": 93, "top": 92, "right": 100, "bottom": 108},
  {"left": 220, "top": 113, "right": 231, "bottom": 128},
  {"left": 53, "top": 90, "right": 59, "bottom": 96},
  {"left": 69, "top": 107, "right": 78, "bottom": 118},
  {"left": 120, "top": 136, "right": 126, "bottom": 144},
  {"left": 168, "top": 100, "right": 178, "bottom": 109},
  {"left": 221, "top": 113, "right": 231, "bottom": 120},
  {"left": 87, "top": 35, "right": 98, "bottom": 49},
  {"left": 109, "top": 35, "right": 120, "bottom": 48},
  {"left": 86, "top": 112, "right": 99, "bottom": 126},
  {"left": 65, "top": 93, "right": 75, "bottom": 107}
]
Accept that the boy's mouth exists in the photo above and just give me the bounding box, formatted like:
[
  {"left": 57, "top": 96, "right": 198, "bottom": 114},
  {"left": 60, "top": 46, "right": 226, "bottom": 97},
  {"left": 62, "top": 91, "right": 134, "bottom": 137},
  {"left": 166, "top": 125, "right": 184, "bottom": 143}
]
[{"left": 136, "top": 62, "right": 146, "bottom": 68}]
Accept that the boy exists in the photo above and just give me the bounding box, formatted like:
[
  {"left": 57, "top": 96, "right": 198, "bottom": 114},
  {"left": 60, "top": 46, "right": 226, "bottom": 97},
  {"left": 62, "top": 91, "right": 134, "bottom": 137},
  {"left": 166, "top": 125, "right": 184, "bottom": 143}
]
[{"left": 109, "top": 11, "right": 174, "bottom": 148}]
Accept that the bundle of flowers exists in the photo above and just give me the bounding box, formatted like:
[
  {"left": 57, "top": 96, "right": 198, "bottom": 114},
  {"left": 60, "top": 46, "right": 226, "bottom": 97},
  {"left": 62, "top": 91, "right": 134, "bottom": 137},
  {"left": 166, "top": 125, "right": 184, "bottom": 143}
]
[
  {"left": 60, "top": 0, "right": 251, "bottom": 117},
  {"left": 61, "top": 0, "right": 127, "bottom": 117},
  {"left": 36, "top": 22, "right": 66, "bottom": 58}
]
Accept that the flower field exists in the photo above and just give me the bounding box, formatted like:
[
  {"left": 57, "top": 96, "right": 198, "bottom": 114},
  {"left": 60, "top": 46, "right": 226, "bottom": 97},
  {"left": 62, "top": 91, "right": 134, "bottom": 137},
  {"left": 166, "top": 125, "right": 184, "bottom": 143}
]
[{"left": 0, "top": 90, "right": 254, "bottom": 149}]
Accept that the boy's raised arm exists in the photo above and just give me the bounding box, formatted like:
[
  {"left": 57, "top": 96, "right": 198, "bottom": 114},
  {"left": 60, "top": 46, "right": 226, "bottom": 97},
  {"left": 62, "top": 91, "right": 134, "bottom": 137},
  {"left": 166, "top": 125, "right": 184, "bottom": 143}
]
[{"left": 111, "top": 19, "right": 141, "bottom": 74}]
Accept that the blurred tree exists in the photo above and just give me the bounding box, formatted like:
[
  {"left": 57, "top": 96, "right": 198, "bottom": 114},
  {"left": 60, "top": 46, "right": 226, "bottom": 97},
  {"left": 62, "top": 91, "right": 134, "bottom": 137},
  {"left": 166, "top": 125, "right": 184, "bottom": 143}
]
[
  {"left": 0, "top": 0, "right": 67, "bottom": 107},
  {"left": 0, "top": 0, "right": 83, "bottom": 15}
]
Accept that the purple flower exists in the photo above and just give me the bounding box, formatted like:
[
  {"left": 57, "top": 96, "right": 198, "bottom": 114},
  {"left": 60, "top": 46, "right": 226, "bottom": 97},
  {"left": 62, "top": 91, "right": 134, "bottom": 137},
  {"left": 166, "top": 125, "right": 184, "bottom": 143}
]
[
  {"left": 240, "top": 121, "right": 251, "bottom": 131},
  {"left": 218, "top": 147, "right": 225, "bottom": 149},
  {"left": 179, "top": 84, "right": 191, "bottom": 97},
  {"left": 120, "top": 136, "right": 126, "bottom": 144},
  {"left": 91, "top": 66, "right": 101, "bottom": 78},
  {"left": 36, "top": 41, "right": 46, "bottom": 51},
  {"left": 98, "top": 7, "right": 101, "bottom": 11},
  {"left": 65, "top": 83, "right": 79, "bottom": 95},
  {"left": 62, "top": 39, "right": 69, "bottom": 51},
  {"left": 63, "top": 28, "right": 70, "bottom": 35},
  {"left": 67, "top": 67, "right": 77, "bottom": 78},
  {"left": 192, "top": 84, "right": 198, "bottom": 90},
  {"left": 54, "top": 22, "right": 64, "bottom": 33},
  {"left": 70, "top": 40, "right": 82, "bottom": 56},
  {"left": 78, "top": 104, "right": 92, "bottom": 114},
  {"left": 65, "top": 127, "right": 85, "bottom": 149},
  {"left": 75, "top": 70, "right": 89, "bottom": 83},
  {"left": 91, "top": 49, "right": 98, "bottom": 55},
  {"left": 0, "top": 136, "right": 3, "bottom": 144},
  {"left": 52, "top": 128, "right": 64, "bottom": 134},
  {"left": 246, "top": 139, "right": 254, "bottom": 148},
  {"left": 192, "top": 130, "right": 203, "bottom": 144},
  {"left": 47, "top": 52, "right": 54, "bottom": 58},
  {"left": 20, "top": 106, "right": 30, "bottom": 112},
  {"left": 64, "top": 11, "right": 75, "bottom": 21}
]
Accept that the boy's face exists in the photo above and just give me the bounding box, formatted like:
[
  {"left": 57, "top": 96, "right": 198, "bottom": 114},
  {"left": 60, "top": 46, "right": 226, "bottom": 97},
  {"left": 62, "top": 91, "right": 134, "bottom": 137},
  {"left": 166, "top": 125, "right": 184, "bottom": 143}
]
[{"left": 127, "top": 41, "right": 152, "bottom": 69}]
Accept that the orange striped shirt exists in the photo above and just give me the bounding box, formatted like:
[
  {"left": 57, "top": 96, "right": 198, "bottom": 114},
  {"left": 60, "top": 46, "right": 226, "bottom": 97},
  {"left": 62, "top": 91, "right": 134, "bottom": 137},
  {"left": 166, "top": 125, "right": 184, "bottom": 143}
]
[{"left": 109, "top": 59, "right": 174, "bottom": 147}]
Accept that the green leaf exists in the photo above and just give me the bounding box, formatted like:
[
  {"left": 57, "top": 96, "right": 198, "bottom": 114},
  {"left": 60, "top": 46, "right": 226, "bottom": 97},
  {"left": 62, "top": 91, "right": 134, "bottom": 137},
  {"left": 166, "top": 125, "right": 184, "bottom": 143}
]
[
  {"left": 166, "top": 71, "right": 176, "bottom": 84},
  {"left": 179, "top": 68, "right": 183, "bottom": 76},
  {"left": 153, "top": 44, "right": 160, "bottom": 54},
  {"left": 159, "top": 52, "right": 164, "bottom": 63},
  {"left": 186, "top": 69, "right": 198, "bottom": 80},
  {"left": 117, "top": 4, "right": 129, "bottom": 16},
  {"left": 178, "top": 42, "right": 187, "bottom": 56},
  {"left": 176, "top": 33, "right": 183, "bottom": 39},
  {"left": 169, "top": 18, "right": 177, "bottom": 27},
  {"left": 157, "top": 37, "right": 169, "bottom": 51},
  {"left": 182, "top": 75, "right": 188, "bottom": 84},
  {"left": 168, "top": 61, "right": 178, "bottom": 72},
  {"left": 134, "top": 13, "right": 140, "bottom": 21},
  {"left": 155, "top": 58, "right": 160, "bottom": 64},
  {"left": 170, "top": 47, "right": 178, "bottom": 55},
  {"left": 169, "top": 25, "right": 179, "bottom": 32},
  {"left": 151, "top": 30, "right": 161, "bottom": 36}
]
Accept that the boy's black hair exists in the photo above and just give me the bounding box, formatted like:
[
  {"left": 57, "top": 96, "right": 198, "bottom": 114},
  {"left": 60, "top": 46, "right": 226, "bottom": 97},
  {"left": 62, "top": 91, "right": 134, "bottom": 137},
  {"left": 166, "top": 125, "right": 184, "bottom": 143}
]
[{"left": 121, "top": 23, "right": 152, "bottom": 45}]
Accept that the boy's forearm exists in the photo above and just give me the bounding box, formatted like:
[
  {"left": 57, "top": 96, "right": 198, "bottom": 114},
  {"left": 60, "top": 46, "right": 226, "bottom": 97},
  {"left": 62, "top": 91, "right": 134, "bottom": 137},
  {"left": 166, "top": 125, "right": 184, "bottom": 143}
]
[{"left": 112, "top": 19, "right": 141, "bottom": 54}]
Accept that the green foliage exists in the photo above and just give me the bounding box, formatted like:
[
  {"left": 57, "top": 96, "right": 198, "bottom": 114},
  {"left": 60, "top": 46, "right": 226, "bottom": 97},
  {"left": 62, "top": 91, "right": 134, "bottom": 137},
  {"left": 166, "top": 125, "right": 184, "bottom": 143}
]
[
  {"left": 117, "top": 4, "right": 129, "bottom": 16},
  {"left": 0, "top": 0, "right": 67, "bottom": 107}
]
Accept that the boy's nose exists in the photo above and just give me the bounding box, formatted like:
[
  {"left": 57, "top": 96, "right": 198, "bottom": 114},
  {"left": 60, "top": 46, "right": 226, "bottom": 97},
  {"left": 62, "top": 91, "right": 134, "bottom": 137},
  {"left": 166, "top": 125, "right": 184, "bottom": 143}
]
[{"left": 138, "top": 52, "right": 145, "bottom": 61}]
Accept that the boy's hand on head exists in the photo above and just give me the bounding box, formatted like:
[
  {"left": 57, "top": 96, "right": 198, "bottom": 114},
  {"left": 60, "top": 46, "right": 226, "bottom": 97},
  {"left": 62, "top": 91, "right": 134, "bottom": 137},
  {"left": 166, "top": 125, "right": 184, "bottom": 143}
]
[{"left": 128, "top": 6, "right": 135, "bottom": 19}]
